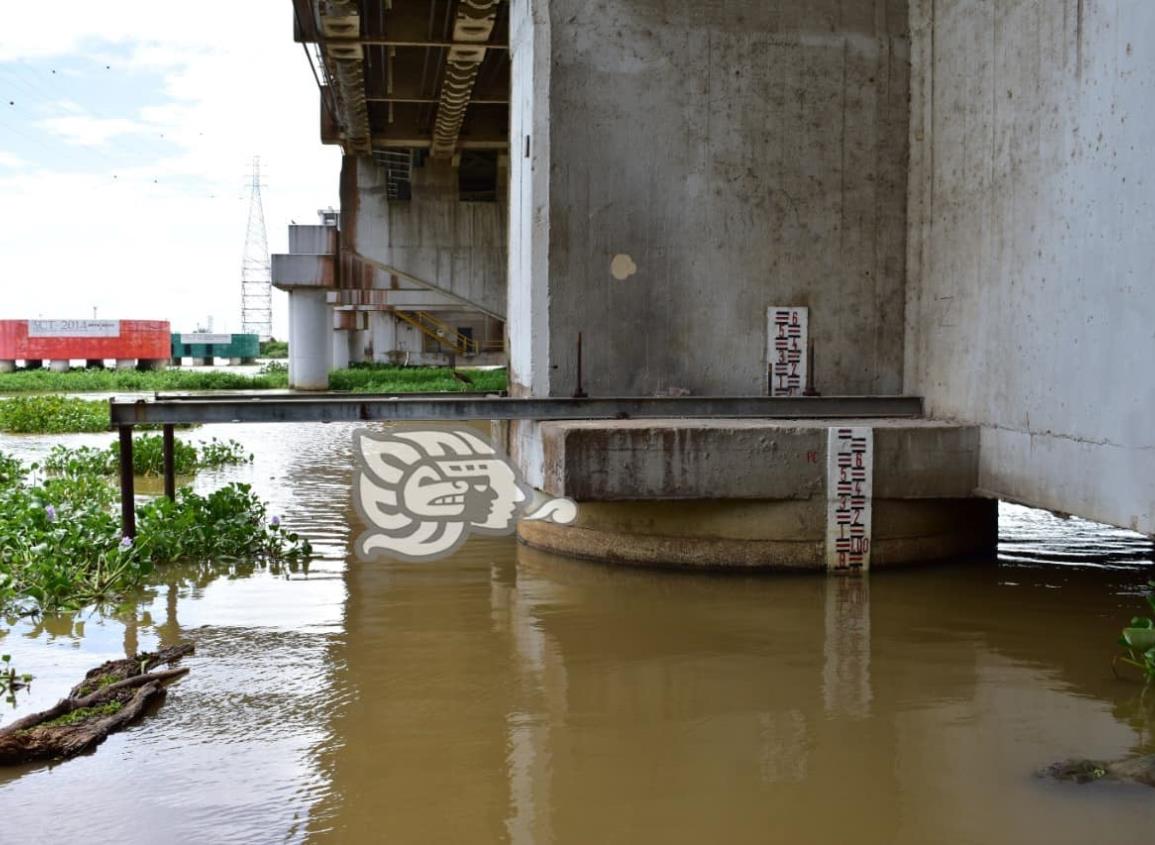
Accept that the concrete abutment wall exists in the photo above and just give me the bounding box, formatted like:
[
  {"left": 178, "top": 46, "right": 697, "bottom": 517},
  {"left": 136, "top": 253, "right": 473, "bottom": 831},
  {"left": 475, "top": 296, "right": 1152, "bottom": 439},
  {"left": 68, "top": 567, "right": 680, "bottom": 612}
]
[{"left": 905, "top": 0, "right": 1155, "bottom": 535}]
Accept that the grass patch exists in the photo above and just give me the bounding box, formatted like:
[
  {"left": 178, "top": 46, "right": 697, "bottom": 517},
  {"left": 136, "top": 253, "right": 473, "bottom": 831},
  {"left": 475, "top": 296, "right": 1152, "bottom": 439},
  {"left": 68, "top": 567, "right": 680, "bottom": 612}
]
[
  {"left": 0, "top": 396, "right": 109, "bottom": 433},
  {"left": 0, "top": 367, "right": 288, "bottom": 394},
  {"left": 329, "top": 366, "right": 507, "bottom": 393},
  {"left": 42, "top": 700, "right": 124, "bottom": 728},
  {"left": 0, "top": 364, "right": 505, "bottom": 400}
]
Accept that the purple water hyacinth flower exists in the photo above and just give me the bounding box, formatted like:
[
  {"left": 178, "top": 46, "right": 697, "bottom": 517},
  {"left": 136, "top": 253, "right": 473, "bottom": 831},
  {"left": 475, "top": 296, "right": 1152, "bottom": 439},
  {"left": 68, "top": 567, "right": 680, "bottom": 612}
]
[
  {"left": 120, "top": 536, "right": 133, "bottom": 549},
  {"left": 270, "top": 515, "right": 281, "bottom": 528},
  {"left": 45, "top": 504, "right": 57, "bottom": 523}
]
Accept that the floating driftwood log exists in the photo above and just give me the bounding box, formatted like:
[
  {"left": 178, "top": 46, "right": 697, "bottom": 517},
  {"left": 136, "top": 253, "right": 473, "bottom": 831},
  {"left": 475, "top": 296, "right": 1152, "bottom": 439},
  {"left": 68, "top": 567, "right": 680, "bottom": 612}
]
[
  {"left": 1043, "top": 756, "right": 1155, "bottom": 788},
  {"left": 0, "top": 643, "right": 194, "bottom": 766}
]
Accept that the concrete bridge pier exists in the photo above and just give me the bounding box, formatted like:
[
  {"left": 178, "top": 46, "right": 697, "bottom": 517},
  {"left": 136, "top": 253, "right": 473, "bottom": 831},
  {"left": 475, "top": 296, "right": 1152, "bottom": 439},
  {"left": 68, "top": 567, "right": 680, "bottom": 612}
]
[
  {"left": 287, "top": 289, "right": 331, "bottom": 390},
  {"left": 0, "top": 361, "right": 14, "bottom": 374},
  {"left": 502, "top": 0, "right": 997, "bottom": 569}
]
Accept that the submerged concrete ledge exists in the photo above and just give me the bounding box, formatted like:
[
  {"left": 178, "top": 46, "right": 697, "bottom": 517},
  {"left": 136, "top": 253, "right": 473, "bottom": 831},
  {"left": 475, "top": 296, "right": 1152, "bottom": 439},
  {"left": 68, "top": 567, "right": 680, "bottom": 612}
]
[{"left": 512, "top": 418, "right": 995, "bottom": 571}]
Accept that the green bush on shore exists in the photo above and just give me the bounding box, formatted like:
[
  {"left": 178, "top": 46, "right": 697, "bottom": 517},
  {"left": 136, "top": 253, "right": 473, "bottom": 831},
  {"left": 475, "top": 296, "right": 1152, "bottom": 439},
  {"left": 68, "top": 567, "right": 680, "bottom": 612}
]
[
  {"left": 0, "top": 367, "right": 289, "bottom": 394},
  {"left": 329, "top": 366, "right": 507, "bottom": 393},
  {"left": 260, "top": 339, "right": 289, "bottom": 358}
]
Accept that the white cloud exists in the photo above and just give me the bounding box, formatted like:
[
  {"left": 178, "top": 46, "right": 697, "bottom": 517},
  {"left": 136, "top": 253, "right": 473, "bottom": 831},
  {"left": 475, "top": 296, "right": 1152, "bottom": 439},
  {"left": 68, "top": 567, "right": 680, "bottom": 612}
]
[
  {"left": 0, "top": 0, "right": 341, "bottom": 338},
  {"left": 38, "top": 113, "right": 149, "bottom": 146}
]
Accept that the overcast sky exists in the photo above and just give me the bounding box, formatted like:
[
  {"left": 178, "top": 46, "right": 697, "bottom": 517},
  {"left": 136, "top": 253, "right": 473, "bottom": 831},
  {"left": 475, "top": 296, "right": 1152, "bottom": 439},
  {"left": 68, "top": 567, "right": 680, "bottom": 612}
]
[{"left": 0, "top": 1, "right": 341, "bottom": 339}]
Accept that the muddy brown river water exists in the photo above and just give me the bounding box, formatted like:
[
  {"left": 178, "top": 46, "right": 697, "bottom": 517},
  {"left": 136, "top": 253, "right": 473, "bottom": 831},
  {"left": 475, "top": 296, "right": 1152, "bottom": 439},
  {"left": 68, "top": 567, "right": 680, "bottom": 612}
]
[{"left": 1, "top": 421, "right": 1154, "bottom": 843}]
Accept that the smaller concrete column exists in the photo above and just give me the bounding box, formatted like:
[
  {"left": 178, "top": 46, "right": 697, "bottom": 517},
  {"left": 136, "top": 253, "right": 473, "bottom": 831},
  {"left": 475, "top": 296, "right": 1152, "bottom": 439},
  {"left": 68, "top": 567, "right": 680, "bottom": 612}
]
[
  {"left": 0, "top": 361, "right": 14, "bottom": 373},
  {"left": 370, "top": 312, "right": 396, "bottom": 363},
  {"left": 48, "top": 360, "right": 70, "bottom": 373},
  {"left": 349, "top": 329, "right": 369, "bottom": 365},
  {"left": 228, "top": 357, "right": 243, "bottom": 366},
  {"left": 137, "top": 358, "right": 168, "bottom": 371},
  {"left": 288, "top": 289, "right": 331, "bottom": 390},
  {"left": 115, "top": 359, "right": 136, "bottom": 370},
  {"left": 331, "top": 330, "right": 351, "bottom": 371},
  {"left": 198, "top": 357, "right": 213, "bottom": 366}
]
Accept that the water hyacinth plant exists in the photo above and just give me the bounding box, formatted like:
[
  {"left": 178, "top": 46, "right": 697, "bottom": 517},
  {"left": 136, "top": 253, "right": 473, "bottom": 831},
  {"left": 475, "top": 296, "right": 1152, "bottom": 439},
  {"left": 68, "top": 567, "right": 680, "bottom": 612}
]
[
  {"left": 0, "top": 451, "right": 311, "bottom": 614},
  {"left": 43, "top": 436, "right": 251, "bottom": 477},
  {"left": 1116, "top": 582, "right": 1155, "bottom": 683}
]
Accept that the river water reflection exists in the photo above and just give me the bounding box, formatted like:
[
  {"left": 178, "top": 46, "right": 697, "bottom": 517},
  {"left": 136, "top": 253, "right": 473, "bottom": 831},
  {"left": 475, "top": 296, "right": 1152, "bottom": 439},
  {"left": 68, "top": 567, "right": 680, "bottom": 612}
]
[{"left": 0, "top": 422, "right": 1153, "bottom": 843}]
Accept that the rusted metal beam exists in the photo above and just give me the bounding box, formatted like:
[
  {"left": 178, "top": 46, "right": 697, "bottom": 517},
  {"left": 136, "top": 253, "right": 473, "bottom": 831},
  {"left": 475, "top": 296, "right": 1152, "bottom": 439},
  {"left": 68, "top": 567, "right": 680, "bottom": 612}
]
[
  {"left": 162, "top": 424, "right": 176, "bottom": 501},
  {"left": 118, "top": 426, "right": 136, "bottom": 539}
]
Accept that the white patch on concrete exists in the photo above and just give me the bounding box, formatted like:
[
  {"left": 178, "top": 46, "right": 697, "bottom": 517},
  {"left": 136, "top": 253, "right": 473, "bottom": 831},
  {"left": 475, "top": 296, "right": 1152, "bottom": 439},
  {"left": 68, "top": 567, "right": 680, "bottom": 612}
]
[
  {"left": 826, "top": 426, "right": 873, "bottom": 571},
  {"left": 766, "top": 307, "right": 808, "bottom": 396},
  {"left": 28, "top": 319, "right": 120, "bottom": 338},
  {"left": 609, "top": 254, "right": 637, "bottom": 280}
]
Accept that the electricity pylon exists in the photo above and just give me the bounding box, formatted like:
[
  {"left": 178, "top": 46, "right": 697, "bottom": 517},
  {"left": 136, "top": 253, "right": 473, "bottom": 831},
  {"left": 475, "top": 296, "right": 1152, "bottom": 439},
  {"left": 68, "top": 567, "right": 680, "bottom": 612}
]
[{"left": 241, "top": 156, "right": 273, "bottom": 341}]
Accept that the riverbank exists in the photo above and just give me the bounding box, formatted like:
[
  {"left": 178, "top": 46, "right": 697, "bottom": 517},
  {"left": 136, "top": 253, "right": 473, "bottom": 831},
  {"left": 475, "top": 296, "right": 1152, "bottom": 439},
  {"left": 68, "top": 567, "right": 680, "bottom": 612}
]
[{"left": 0, "top": 366, "right": 509, "bottom": 433}]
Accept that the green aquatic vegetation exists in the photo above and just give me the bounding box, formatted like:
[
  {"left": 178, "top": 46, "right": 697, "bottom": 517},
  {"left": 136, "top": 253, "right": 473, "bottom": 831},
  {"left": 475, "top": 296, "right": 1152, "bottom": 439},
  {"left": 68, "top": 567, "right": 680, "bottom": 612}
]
[
  {"left": 1115, "top": 582, "right": 1155, "bottom": 683},
  {"left": 0, "top": 396, "right": 109, "bottom": 433},
  {"left": 328, "top": 365, "right": 507, "bottom": 393},
  {"left": 0, "top": 451, "right": 311, "bottom": 614},
  {"left": 197, "top": 438, "right": 253, "bottom": 470},
  {"left": 43, "top": 436, "right": 250, "bottom": 477},
  {"left": 2, "top": 654, "right": 33, "bottom": 706},
  {"left": 0, "top": 367, "right": 288, "bottom": 394},
  {"left": 41, "top": 700, "right": 124, "bottom": 728}
]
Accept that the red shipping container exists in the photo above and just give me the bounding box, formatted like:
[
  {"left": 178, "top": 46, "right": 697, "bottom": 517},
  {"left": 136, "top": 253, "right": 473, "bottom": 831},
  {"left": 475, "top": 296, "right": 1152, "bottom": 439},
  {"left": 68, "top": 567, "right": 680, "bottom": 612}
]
[{"left": 0, "top": 320, "right": 171, "bottom": 361}]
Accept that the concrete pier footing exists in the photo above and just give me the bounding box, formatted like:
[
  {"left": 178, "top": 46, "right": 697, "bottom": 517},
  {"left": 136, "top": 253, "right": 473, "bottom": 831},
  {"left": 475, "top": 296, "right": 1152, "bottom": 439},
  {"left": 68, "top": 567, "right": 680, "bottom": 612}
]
[
  {"left": 115, "top": 359, "right": 136, "bottom": 370},
  {"left": 0, "top": 360, "right": 15, "bottom": 373},
  {"left": 48, "top": 360, "right": 70, "bottom": 373},
  {"left": 510, "top": 418, "right": 996, "bottom": 570}
]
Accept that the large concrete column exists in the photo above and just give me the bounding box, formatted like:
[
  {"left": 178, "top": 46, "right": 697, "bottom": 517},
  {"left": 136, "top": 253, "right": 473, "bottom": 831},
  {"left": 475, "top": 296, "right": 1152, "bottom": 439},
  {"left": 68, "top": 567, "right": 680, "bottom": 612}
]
[
  {"left": 48, "top": 360, "right": 70, "bottom": 373},
  {"left": 288, "top": 289, "right": 331, "bottom": 390},
  {"left": 0, "top": 361, "right": 16, "bottom": 373},
  {"left": 508, "top": 0, "right": 910, "bottom": 399}
]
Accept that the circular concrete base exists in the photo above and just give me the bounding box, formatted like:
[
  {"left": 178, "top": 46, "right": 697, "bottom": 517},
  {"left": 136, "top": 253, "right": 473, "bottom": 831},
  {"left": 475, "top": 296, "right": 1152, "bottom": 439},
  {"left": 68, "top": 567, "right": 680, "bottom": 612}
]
[{"left": 517, "top": 498, "right": 997, "bottom": 571}]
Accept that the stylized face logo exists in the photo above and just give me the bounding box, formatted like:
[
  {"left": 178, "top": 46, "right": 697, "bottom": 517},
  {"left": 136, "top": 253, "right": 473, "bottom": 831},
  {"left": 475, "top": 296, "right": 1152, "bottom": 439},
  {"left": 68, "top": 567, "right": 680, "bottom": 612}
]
[{"left": 353, "top": 427, "right": 574, "bottom": 561}]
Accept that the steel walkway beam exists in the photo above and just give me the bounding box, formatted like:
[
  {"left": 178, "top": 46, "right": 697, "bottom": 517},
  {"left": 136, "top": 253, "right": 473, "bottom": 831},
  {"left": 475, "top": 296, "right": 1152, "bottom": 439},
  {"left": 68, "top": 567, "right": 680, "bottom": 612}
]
[{"left": 109, "top": 395, "right": 924, "bottom": 426}]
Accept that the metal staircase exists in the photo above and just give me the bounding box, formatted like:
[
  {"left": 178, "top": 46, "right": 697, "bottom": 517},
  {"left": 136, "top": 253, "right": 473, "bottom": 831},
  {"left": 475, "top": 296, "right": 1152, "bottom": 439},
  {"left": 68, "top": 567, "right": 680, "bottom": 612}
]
[{"left": 394, "top": 310, "right": 479, "bottom": 355}]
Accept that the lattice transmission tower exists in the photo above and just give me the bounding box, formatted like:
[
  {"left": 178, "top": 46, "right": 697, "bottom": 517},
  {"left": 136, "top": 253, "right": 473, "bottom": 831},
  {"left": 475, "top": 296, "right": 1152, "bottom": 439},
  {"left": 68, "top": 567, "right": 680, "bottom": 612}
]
[{"left": 241, "top": 156, "right": 273, "bottom": 340}]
